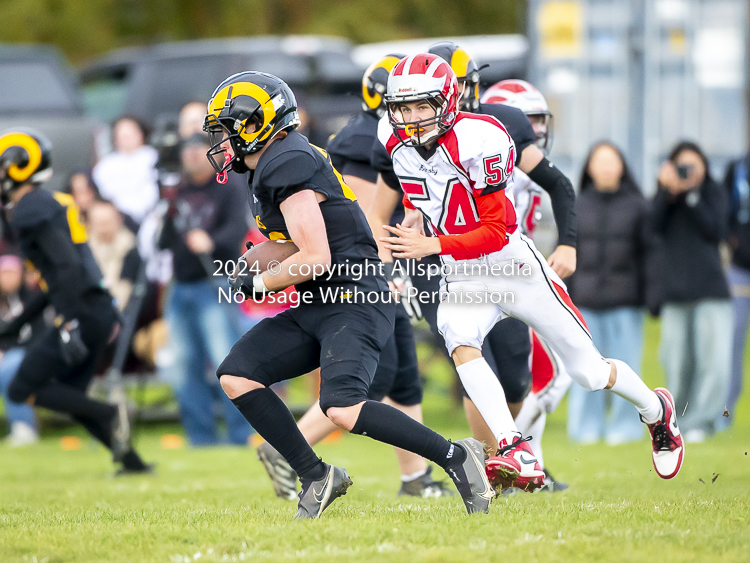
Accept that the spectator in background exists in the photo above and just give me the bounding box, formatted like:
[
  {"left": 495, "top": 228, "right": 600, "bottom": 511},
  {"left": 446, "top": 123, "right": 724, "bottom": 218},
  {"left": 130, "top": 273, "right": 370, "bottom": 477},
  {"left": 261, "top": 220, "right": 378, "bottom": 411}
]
[
  {"left": 66, "top": 171, "right": 101, "bottom": 226},
  {"left": 88, "top": 200, "right": 140, "bottom": 311},
  {"left": 567, "top": 142, "right": 649, "bottom": 445},
  {"left": 0, "top": 255, "right": 44, "bottom": 446},
  {"left": 723, "top": 151, "right": 750, "bottom": 424},
  {"left": 178, "top": 102, "right": 207, "bottom": 139},
  {"left": 157, "top": 132, "right": 251, "bottom": 446},
  {"left": 652, "top": 141, "right": 731, "bottom": 443},
  {"left": 92, "top": 116, "right": 159, "bottom": 225}
]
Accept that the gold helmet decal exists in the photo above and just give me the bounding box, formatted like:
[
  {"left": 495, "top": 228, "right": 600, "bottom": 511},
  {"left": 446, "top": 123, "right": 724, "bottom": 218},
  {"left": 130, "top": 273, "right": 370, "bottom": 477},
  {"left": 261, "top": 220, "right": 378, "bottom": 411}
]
[
  {"left": 207, "top": 81, "right": 278, "bottom": 146},
  {"left": 449, "top": 48, "right": 472, "bottom": 79},
  {"left": 0, "top": 132, "right": 43, "bottom": 183},
  {"left": 362, "top": 54, "right": 404, "bottom": 113}
]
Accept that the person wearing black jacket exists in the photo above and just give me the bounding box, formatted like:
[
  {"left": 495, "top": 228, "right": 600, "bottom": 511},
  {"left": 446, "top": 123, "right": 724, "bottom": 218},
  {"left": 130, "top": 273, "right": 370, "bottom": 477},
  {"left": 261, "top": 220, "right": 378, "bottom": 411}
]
[
  {"left": 157, "top": 131, "right": 252, "bottom": 446},
  {"left": 566, "top": 142, "right": 649, "bottom": 445},
  {"left": 0, "top": 129, "right": 150, "bottom": 473},
  {"left": 651, "top": 141, "right": 731, "bottom": 442},
  {"left": 723, "top": 152, "right": 750, "bottom": 424}
]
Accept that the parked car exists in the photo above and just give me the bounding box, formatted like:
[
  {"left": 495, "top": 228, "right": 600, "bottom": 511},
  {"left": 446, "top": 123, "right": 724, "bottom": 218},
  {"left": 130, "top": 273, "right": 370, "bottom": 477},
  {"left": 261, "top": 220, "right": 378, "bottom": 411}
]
[
  {"left": 78, "top": 36, "right": 364, "bottom": 148},
  {"left": 0, "top": 44, "right": 97, "bottom": 192},
  {"left": 352, "top": 35, "right": 530, "bottom": 88}
]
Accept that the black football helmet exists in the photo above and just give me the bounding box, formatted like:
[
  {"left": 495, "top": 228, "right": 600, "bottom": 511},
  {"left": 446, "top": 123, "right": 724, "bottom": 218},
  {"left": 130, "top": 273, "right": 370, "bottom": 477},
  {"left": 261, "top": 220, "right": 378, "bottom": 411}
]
[
  {"left": 428, "top": 41, "right": 480, "bottom": 112},
  {"left": 362, "top": 53, "right": 405, "bottom": 118},
  {"left": 0, "top": 128, "right": 53, "bottom": 202},
  {"left": 203, "top": 72, "right": 300, "bottom": 176}
]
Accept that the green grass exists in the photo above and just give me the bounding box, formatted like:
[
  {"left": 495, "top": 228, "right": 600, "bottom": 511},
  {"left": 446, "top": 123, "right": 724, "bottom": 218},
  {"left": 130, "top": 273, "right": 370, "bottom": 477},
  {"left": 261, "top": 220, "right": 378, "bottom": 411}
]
[{"left": 1, "top": 318, "right": 749, "bottom": 563}]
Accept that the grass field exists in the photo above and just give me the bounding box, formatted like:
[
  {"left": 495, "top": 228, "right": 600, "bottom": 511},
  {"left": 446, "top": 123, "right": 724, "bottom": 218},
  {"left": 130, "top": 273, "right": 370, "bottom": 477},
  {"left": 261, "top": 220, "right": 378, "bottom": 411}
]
[{"left": 1, "top": 319, "right": 749, "bottom": 563}]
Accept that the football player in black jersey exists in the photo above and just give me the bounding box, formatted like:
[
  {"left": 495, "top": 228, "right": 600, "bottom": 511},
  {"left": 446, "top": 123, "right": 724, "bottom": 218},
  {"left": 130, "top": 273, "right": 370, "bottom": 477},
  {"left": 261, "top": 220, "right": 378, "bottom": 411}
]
[
  {"left": 204, "top": 72, "right": 493, "bottom": 518},
  {"left": 255, "top": 55, "right": 454, "bottom": 501},
  {"left": 0, "top": 129, "right": 150, "bottom": 474},
  {"left": 368, "top": 42, "right": 577, "bottom": 484}
]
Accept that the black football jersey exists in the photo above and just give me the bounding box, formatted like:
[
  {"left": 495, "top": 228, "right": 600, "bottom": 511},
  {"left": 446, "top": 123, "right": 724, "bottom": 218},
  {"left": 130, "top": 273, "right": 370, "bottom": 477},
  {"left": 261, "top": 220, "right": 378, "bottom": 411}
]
[
  {"left": 327, "top": 111, "right": 380, "bottom": 184},
  {"left": 478, "top": 103, "right": 536, "bottom": 158},
  {"left": 11, "top": 189, "right": 105, "bottom": 318},
  {"left": 327, "top": 111, "right": 405, "bottom": 226},
  {"left": 371, "top": 103, "right": 536, "bottom": 192},
  {"left": 249, "top": 130, "right": 389, "bottom": 299}
]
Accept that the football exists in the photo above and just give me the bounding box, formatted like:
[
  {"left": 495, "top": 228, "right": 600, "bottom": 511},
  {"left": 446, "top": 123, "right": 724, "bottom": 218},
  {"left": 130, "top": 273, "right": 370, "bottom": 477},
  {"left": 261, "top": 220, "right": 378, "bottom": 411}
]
[{"left": 241, "top": 240, "right": 300, "bottom": 272}]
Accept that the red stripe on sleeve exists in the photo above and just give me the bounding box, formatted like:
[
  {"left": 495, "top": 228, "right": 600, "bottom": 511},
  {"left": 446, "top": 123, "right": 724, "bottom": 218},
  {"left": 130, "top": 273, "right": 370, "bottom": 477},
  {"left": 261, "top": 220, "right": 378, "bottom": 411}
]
[{"left": 402, "top": 193, "right": 416, "bottom": 210}]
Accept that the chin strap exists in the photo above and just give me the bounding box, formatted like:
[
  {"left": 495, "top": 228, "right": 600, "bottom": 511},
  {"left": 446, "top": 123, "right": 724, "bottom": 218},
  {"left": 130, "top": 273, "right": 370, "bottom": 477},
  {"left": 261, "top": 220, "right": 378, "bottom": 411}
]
[{"left": 216, "top": 152, "right": 232, "bottom": 184}]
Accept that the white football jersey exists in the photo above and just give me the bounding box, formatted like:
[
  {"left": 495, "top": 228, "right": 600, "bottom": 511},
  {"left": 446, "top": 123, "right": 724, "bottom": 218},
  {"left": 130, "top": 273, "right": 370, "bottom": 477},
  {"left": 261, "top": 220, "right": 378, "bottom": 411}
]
[
  {"left": 377, "top": 112, "right": 518, "bottom": 258},
  {"left": 509, "top": 168, "right": 544, "bottom": 238}
]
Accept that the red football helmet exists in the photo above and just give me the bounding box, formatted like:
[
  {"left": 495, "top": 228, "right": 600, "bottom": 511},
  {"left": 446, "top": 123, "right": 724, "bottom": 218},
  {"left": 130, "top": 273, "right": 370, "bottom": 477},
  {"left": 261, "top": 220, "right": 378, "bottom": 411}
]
[
  {"left": 385, "top": 53, "right": 460, "bottom": 146},
  {"left": 481, "top": 79, "right": 554, "bottom": 154}
]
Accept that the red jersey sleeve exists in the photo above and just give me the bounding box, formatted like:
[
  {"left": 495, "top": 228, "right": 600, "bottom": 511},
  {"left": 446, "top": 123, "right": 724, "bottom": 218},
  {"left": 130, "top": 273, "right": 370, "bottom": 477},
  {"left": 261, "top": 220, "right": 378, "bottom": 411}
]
[{"left": 436, "top": 189, "right": 507, "bottom": 260}]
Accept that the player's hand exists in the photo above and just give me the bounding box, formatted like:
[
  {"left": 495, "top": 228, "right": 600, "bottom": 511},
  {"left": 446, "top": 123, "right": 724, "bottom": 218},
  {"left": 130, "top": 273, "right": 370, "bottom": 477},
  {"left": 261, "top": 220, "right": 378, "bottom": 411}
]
[
  {"left": 228, "top": 263, "right": 271, "bottom": 301},
  {"left": 186, "top": 229, "right": 215, "bottom": 255},
  {"left": 380, "top": 224, "right": 440, "bottom": 260},
  {"left": 400, "top": 208, "right": 425, "bottom": 234},
  {"left": 547, "top": 245, "right": 576, "bottom": 278},
  {"left": 59, "top": 320, "right": 89, "bottom": 365}
]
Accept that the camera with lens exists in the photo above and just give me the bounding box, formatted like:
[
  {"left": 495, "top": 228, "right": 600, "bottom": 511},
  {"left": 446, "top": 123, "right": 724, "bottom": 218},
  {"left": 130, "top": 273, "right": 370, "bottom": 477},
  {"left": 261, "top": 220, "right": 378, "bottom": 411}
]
[{"left": 676, "top": 164, "right": 693, "bottom": 180}]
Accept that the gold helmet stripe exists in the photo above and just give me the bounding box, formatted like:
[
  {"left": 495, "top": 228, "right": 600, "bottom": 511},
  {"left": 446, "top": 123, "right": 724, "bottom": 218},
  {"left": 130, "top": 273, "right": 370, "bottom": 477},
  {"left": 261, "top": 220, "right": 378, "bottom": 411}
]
[
  {"left": 0, "top": 132, "right": 43, "bottom": 182},
  {"left": 449, "top": 48, "right": 472, "bottom": 79},
  {"left": 207, "top": 81, "right": 278, "bottom": 144},
  {"left": 362, "top": 55, "right": 402, "bottom": 111}
]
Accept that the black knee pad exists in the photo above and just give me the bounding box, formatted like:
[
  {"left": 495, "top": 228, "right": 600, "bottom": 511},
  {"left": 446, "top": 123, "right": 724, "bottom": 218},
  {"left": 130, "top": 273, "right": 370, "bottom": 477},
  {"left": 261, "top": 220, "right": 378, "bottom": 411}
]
[
  {"left": 387, "top": 379, "right": 423, "bottom": 406},
  {"left": 486, "top": 318, "right": 532, "bottom": 403},
  {"left": 319, "top": 371, "right": 370, "bottom": 415}
]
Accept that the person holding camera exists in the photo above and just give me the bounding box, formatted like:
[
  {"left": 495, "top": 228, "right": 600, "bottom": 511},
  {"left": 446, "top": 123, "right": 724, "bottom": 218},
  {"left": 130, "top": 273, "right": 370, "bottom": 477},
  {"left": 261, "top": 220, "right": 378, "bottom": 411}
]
[
  {"left": 651, "top": 141, "right": 731, "bottom": 442},
  {"left": 157, "top": 131, "right": 252, "bottom": 446}
]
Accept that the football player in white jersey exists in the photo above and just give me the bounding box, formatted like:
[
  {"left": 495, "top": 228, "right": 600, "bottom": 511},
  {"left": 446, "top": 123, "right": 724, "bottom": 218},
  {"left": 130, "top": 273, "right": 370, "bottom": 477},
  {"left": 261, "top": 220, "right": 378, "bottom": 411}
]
[
  {"left": 369, "top": 44, "right": 579, "bottom": 468},
  {"left": 378, "top": 54, "right": 684, "bottom": 491},
  {"left": 481, "top": 80, "right": 574, "bottom": 490}
]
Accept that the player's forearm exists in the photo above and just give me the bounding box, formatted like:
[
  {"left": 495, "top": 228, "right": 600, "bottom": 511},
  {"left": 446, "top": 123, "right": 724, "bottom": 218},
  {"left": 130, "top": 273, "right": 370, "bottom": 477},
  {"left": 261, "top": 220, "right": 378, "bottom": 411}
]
[
  {"left": 437, "top": 224, "right": 506, "bottom": 260},
  {"left": 365, "top": 176, "right": 401, "bottom": 263}
]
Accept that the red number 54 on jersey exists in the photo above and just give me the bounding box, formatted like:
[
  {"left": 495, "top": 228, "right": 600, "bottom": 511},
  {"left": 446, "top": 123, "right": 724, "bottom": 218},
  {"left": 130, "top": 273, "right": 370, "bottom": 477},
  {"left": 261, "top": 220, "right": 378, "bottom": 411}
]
[{"left": 483, "top": 146, "right": 514, "bottom": 186}]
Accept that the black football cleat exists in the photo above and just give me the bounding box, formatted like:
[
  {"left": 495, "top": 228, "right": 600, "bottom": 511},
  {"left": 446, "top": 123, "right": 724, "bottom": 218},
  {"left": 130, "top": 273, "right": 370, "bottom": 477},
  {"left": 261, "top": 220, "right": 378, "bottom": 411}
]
[
  {"left": 257, "top": 442, "right": 298, "bottom": 501},
  {"left": 398, "top": 465, "right": 456, "bottom": 497},
  {"left": 114, "top": 463, "right": 156, "bottom": 477},
  {"left": 294, "top": 464, "right": 352, "bottom": 519},
  {"left": 541, "top": 469, "right": 569, "bottom": 492},
  {"left": 445, "top": 438, "right": 495, "bottom": 514}
]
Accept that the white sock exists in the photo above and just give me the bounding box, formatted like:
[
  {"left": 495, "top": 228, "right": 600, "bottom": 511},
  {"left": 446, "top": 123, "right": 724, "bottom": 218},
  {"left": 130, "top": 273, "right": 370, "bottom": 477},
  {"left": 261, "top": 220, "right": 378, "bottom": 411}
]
[
  {"left": 525, "top": 412, "right": 546, "bottom": 469},
  {"left": 609, "top": 359, "right": 662, "bottom": 424},
  {"left": 514, "top": 392, "right": 542, "bottom": 434},
  {"left": 457, "top": 357, "right": 518, "bottom": 444},
  {"left": 401, "top": 468, "right": 428, "bottom": 482}
]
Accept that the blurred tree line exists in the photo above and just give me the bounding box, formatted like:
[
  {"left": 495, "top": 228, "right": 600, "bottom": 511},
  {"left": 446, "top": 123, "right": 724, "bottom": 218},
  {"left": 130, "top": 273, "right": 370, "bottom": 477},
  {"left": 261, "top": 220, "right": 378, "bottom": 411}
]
[{"left": 0, "top": 0, "right": 524, "bottom": 63}]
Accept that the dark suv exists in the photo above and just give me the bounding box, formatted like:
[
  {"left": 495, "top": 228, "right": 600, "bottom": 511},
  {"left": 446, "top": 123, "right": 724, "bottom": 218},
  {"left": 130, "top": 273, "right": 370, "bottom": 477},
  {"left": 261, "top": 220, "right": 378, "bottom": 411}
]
[
  {"left": 0, "top": 45, "right": 96, "bottom": 192},
  {"left": 78, "top": 36, "right": 364, "bottom": 147}
]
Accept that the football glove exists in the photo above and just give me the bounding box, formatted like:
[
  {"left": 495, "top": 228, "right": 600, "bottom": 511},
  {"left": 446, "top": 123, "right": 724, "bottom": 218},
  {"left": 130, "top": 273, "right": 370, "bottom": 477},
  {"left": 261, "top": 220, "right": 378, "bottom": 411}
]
[
  {"left": 227, "top": 258, "right": 271, "bottom": 300},
  {"left": 59, "top": 319, "right": 89, "bottom": 365},
  {"left": 384, "top": 262, "right": 422, "bottom": 321}
]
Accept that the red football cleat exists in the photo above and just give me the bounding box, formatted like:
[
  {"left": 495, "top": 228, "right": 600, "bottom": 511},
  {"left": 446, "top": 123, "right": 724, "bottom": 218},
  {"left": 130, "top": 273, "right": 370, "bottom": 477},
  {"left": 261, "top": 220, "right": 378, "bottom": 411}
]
[
  {"left": 486, "top": 435, "right": 545, "bottom": 492},
  {"left": 646, "top": 388, "right": 684, "bottom": 479}
]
